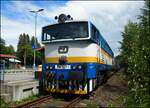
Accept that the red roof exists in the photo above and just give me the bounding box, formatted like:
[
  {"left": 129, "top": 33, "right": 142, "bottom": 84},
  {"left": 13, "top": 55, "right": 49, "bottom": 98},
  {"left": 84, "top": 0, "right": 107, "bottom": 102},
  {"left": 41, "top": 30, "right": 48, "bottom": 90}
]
[
  {"left": 36, "top": 47, "right": 44, "bottom": 51},
  {"left": 0, "top": 54, "right": 17, "bottom": 58}
]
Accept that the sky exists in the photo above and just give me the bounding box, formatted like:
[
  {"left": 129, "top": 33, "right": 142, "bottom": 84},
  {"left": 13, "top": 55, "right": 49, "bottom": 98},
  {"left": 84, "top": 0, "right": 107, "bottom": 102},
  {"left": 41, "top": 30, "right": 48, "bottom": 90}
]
[{"left": 1, "top": 1, "right": 144, "bottom": 56}]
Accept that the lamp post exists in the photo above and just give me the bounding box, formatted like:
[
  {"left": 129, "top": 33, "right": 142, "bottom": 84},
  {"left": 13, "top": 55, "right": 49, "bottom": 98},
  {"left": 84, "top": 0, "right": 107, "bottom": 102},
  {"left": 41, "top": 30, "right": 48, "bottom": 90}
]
[{"left": 30, "top": 9, "right": 44, "bottom": 70}]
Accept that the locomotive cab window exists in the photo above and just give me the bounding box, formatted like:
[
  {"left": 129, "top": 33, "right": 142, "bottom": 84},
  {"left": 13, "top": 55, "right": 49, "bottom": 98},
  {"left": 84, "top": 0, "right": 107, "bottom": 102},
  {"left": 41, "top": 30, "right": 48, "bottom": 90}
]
[
  {"left": 43, "top": 32, "right": 47, "bottom": 41},
  {"left": 42, "top": 21, "right": 89, "bottom": 42}
]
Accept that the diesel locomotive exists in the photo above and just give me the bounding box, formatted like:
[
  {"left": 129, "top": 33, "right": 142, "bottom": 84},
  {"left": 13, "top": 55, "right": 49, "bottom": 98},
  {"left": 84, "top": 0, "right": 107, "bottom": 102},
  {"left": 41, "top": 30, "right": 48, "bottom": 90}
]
[{"left": 39, "top": 14, "right": 114, "bottom": 94}]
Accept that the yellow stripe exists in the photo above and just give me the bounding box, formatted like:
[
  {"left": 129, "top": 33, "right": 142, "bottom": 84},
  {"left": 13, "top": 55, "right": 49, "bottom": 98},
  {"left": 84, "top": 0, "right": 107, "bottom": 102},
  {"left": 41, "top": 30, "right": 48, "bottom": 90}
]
[
  {"left": 100, "top": 48, "right": 113, "bottom": 59},
  {"left": 46, "top": 88, "right": 87, "bottom": 94},
  {"left": 46, "top": 57, "right": 104, "bottom": 64}
]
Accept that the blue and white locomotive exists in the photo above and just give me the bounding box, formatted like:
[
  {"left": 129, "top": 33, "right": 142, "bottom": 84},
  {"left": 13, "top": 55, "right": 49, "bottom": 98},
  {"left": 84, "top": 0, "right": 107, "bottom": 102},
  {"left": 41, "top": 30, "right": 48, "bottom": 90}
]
[{"left": 40, "top": 14, "right": 114, "bottom": 94}]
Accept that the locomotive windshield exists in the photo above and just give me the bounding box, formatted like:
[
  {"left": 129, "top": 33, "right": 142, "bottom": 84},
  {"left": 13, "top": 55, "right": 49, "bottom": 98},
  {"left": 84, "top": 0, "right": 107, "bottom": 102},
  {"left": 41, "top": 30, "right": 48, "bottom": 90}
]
[{"left": 42, "top": 22, "right": 88, "bottom": 41}]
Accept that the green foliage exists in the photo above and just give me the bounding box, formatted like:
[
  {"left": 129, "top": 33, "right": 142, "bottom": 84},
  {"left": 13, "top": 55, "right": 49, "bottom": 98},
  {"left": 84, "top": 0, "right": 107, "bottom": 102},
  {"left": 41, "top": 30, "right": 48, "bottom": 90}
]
[
  {"left": 0, "top": 37, "right": 5, "bottom": 45},
  {"left": 30, "top": 36, "right": 40, "bottom": 48},
  {"left": 107, "top": 103, "right": 115, "bottom": 108},
  {"left": 120, "top": 0, "right": 150, "bottom": 107},
  {"left": 0, "top": 33, "right": 42, "bottom": 67},
  {"left": 17, "top": 33, "right": 42, "bottom": 67},
  {"left": 0, "top": 44, "right": 6, "bottom": 54},
  {"left": 5, "top": 45, "right": 15, "bottom": 54},
  {"left": 0, "top": 37, "right": 15, "bottom": 55},
  {"left": 13, "top": 94, "right": 39, "bottom": 105},
  {"left": 120, "top": 21, "right": 139, "bottom": 64},
  {"left": 0, "top": 96, "right": 8, "bottom": 108}
]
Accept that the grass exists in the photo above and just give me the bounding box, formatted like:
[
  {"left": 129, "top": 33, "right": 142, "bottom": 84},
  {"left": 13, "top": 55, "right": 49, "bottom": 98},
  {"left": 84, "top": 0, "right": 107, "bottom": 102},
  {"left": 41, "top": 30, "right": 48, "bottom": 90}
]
[
  {"left": 8, "top": 94, "right": 39, "bottom": 107},
  {"left": 0, "top": 96, "right": 9, "bottom": 108}
]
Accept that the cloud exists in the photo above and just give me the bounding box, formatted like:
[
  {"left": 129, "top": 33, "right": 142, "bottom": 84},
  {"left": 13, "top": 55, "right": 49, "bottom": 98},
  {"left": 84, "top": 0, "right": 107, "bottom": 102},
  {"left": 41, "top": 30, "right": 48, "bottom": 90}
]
[
  {"left": 1, "top": 1, "right": 144, "bottom": 56},
  {"left": 1, "top": 1, "right": 49, "bottom": 49},
  {"left": 41, "top": 1, "right": 144, "bottom": 55}
]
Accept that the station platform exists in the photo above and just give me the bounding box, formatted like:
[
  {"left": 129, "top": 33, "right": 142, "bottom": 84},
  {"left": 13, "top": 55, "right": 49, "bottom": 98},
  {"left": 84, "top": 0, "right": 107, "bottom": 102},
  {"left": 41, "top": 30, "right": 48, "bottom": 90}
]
[{"left": 0, "top": 69, "right": 39, "bottom": 102}]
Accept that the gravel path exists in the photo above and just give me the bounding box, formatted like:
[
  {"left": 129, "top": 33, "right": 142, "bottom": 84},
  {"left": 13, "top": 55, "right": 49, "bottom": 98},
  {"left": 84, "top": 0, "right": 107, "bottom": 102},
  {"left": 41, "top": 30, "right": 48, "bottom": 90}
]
[{"left": 89, "top": 72, "right": 128, "bottom": 107}]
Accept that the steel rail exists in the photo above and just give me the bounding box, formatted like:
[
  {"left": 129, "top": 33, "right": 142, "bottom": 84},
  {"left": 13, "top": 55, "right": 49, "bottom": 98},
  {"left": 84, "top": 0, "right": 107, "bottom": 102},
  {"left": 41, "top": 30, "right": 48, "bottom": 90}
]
[
  {"left": 12, "top": 95, "right": 52, "bottom": 108},
  {"left": 63, "top": 96, "right": 82, "bottom": 108}
]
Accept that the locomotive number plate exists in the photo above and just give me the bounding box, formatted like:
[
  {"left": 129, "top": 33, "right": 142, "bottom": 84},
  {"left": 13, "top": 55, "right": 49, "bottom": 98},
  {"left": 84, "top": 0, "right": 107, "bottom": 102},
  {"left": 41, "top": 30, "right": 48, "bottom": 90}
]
[{"left": 55, "top": 65, "right": 71, "bottom": 69}]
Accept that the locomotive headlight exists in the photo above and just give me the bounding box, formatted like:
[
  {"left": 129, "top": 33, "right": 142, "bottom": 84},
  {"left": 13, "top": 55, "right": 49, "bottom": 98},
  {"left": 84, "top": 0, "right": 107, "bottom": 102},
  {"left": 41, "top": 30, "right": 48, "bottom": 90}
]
[
  {"left": 46, "top": 66, "right": 53, "bottom": 70},
  {"left": 72, "top": 65, "right": 82, "bottom": 70},
  {"left": 49, "top": 66, "right": 53, "bottom": 69},
  {"left": 46, "top": 66, "right": 49, "bottom": 70},
  {"left": 72, "top": 66, "right": 76, "bottom": 69},
  {"left": 78, "top": 65, "right": 82, "bottom": 69}
]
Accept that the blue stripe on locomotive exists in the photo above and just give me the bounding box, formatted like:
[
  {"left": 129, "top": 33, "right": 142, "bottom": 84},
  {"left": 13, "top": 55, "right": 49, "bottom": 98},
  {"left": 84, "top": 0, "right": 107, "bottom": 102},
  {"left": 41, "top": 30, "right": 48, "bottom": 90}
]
[{"left": 42, "top": 63, "right": 112, "bottom": 80}]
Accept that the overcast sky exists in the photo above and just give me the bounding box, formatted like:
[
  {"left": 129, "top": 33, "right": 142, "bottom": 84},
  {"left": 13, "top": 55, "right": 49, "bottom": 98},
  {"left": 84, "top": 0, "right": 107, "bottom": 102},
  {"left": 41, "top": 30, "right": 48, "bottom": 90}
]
[{"left": 1, "top": 1, "right": 144, "bottom": 56}]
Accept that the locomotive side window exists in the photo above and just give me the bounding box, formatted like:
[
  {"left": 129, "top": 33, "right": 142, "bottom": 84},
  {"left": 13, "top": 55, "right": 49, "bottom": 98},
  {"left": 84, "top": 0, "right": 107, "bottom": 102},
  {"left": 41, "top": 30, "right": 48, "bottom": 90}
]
[
  {"left": 58, "top": 46, "right": 69, "bottom": 53},
  {"left": 47, "top": 34, "right": 51, "bottom": 40},
  {"left": 91, "top": 24, "right": 99, "bottom": 43},
  {"left": 43, "top": 33, "right": 47, "bottom": 41},
  {"left": 91, "top": 24, "right": 97, "bottom": 40}
]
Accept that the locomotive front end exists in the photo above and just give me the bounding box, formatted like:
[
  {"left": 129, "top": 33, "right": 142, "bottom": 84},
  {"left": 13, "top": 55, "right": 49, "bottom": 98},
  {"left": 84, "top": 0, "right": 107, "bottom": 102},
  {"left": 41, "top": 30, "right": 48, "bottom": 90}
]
[
  {"left": 40, "top": 14, "right": 114, "bottom": 95},
  {"left": 41, "top": 19, "right": 94, "bottom": 94}
]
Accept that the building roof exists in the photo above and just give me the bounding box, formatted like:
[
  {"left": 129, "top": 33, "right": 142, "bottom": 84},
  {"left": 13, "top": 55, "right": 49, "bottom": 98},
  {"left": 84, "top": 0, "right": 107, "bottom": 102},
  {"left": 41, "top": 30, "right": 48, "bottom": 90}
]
[
  {"left": 36, "top": 47, "right": 44, "bottom": 51},
  {"left": 0, "top": 54, "right": 17, "bottom": 58},
  {"left": 9, "top": 58, "right": 21, "bottom": 63}
]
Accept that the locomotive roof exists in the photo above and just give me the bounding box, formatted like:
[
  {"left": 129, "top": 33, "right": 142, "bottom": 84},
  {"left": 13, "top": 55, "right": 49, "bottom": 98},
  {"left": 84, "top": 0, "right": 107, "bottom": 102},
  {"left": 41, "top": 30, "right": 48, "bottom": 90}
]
[{"left": 43, "top": 20, "right": 88, "bottom": 28}]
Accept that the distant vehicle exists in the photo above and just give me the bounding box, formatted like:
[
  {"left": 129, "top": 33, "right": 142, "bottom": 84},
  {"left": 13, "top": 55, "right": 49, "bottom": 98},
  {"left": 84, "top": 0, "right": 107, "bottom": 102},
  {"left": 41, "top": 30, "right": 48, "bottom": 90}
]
[
  {"left": 35, "top": 65, "right": 42, "bottom": 79},
  {"left": 39, "top": 14, "right": 114, "bottom": 95},
  {"left": 37, "top": 65, "right": 42, "bottom": 72}
]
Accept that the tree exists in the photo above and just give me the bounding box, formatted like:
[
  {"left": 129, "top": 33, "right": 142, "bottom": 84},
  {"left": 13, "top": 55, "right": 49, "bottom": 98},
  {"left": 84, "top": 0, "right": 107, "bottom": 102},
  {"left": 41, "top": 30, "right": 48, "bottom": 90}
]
[
  {"left": 17, "top": 33, "right": 32, "bottom": 66},
  {"left": 0, "top": 37, "right": 5, "bottom": 45},
  {"left": 5, "top": 45, "right": 15, "bottom": 54},
  {"left": 120, "top": 21, "right": 139, "bottom": 74},
  {"left": 30, "top": 36, "right": 41, "bottom": 48},
  {"left": 17, "top": 33, "right": 30, "bottom": 51},
  {"left": 0, "top": 37, "right": 15, "bottom": 55},
  {"left": 17, "top": 33, "right": 42, "bottom": 67},
  {"left": 0, "top": 37, "right": 6, "bottom": 54},
  {"left": 135, "top": 0, "right": 150, "bottom": 106},
  {"left": 120, "top": 0, "right": 150, "bottom": 107}
]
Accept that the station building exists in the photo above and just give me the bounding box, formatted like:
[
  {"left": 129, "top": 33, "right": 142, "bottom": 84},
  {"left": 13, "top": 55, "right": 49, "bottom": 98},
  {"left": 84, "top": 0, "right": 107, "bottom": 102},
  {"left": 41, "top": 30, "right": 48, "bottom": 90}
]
[{"left": 0, "top": 54, "right": 21, "bottom": 69}]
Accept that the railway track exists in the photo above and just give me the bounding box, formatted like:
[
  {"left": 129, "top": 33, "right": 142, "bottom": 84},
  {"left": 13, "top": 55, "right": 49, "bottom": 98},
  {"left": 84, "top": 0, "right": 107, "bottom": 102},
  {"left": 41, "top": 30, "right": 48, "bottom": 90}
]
[
  {"left": 11, "top": 72, "right": 117, "bottom": 108},
  {"left": 63, "top": 96, "right": 82, "bottom": 108},
  {"left": 12, "top": 95, "right": 82, "bottom": 108},
  {"left": 13, "top": 95, "right": 52, "bottom": 108}
]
